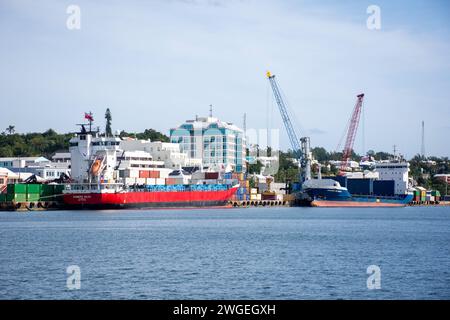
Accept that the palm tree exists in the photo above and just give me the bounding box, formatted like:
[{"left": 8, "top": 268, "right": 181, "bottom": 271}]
[{"left": 5, "top": 125, "right": 15, "bottom": 135}]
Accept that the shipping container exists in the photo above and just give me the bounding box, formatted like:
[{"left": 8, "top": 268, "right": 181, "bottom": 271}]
[
  {"left": 27, "top": 184, "right": 42, "bottom": 194},
  {"left": 41, "top": 184, "right": 55, "bottom": 196},
  {"left": 125, "top": 178, "right": 137, "bottom": 185},
  {"left": 192, "top": 171, "right": 205, "bottom": 180},
  {"left": 250, "top": 188, "right": 257, "bottom": 194},
  {"left": 166, "top": 178, "right": 183, "bottom": 185},
  {"left": 223, "top": 172, "right": 232, "bottom": 179},
  {"left": 128, "top": 169, "right": 139, "bottom": 178},
  {"left": 54, "top": 185, "right": 65, "bottom": 194},
  {"left": 262, "top": 193, "right": 276, "bottom": 200},
  {"left": 6, "top": 193, "right": 27, "bottom": 202},
  {"left": 139, "top": 170, "right": 149, "bottom": 178},
  {"left": 27, "top": 193, "right": 40, "bottom": 202},
  {"left": 156, "top": 178, "right": 166, "bottom": 185},
  {"left": 431, "top": 190, "right": 441, "bottom": 197},
  {"left": 205, "top": 172, "right": 219, "bottom": 180},
  {"left": 0, "top": 194, "right": 6, "bottom": 202},
  {"left": 347, "top": 178, "right": 373, "bottom": 195},
  {"left": 7, "top": 184, "right": 27, "bottom": 194},
  {"left": 239, "top": 180, "right": 249, "bottom": 188},
  {"left": 149, "top": 171, "right": 160, "bottom": 179},
  {"left": 237, "top": 187, "right": 247, "bottom": 195},
  {"left": 373, "top": 180, "right": 395, "bottom": 196},
  {"left": 146, "top": 178, "right": 156, "bottom": 185}
]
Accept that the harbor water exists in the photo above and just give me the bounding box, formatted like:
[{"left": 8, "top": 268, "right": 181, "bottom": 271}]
[{"left": 0, "top": 206, "right": 449, "bottom": 299}]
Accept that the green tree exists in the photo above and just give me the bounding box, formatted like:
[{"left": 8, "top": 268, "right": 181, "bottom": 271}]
[
  {"left": 105, "top": 108, "right": 112, "bottom": 137},
  {"left": 312, "top": 147, "right": 328, "bottom": 162},
  {"left": 5, "top": 125, "right": 15, "bottom": 135},
  {"left": 248, "top": 160, "right": 263, "bottom": 174}
]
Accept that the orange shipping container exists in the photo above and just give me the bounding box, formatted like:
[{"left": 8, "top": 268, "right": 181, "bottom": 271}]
[
  {"left": 149, "top": 170, "right": 160, "bottom": 179},
  {"left": 166, "top": 178, "right": 177, "bottom": 185},
  {"left": 139, "top": 170, "right": 149, "bottom": 178}
]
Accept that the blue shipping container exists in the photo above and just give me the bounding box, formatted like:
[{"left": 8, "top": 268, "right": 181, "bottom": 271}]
[
  {"left": 347, "top": 178, "right": 373, "bottom": 195},
  {"left": 373, "top": 180, "right": 395, "bottom": 196}
]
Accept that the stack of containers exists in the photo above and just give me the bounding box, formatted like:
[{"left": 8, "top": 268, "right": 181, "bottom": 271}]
[
  {"left": 431, "top": 190, "right": 441, "bottom": 202},
  {"left": 6, "top": 184, "right": 27, "bottom": 202},
  {"left": 416, "top": 187, "right": 427, "bottom": 202},
  {"left": 2, "top": 184, "right": 65, "bottom": 203},
  {"left": 425, "top": 191, "right": 434, "bottom": 203},
  {"left": 223, "top": 172, "right": 234, "bottom": 186},
  {"left": 250, "top": 188, "right": 258, "bottom": 201},
  {"left": 412, "top": 189, "right": 421, "bottom": 202},
  {"left": 27, "top": 184, "right": 41, "bottom": 202},
  {"left": 231, "top": 172, "right": 249, "bottom": 201}
]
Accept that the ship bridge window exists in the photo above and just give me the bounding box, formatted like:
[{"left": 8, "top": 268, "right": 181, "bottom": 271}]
[{"left": 69, "top": 142, "right": 78, "bottom": 147}]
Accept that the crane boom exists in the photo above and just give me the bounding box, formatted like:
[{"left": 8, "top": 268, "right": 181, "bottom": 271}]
[
  {"left": 340, "top": 93, "right": 364, "bottom": 173},
  {"left": 267, "top": 71, "right": 311, "bottom": 182},
  {"left": 267, "top": 72, "right": 302, "bottom": 156}
]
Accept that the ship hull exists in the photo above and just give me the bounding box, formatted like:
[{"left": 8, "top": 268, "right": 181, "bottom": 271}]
[
  {"left": 63, "top": 187, "right": 238, "bottom": 210},
  {"left": 311, "top": 199, "right": 409, "bottom": 207},
  {"left": 303, "top": 187, "right": 414, "bottom": 208}
]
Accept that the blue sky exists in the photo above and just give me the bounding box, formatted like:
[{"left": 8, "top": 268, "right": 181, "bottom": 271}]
[{"left": 0, "top": 0, "right": 449, "bottom": 158}]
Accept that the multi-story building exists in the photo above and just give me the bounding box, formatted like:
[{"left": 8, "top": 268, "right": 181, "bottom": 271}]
[
  {"left": 170, "top": 116, "right": 246, "bottom": 172},
  {"left": 119, "top": 140, "right": 201, "bottom": 169},
  {"left": 0, "top": 156, "right": 50, "bottom": 169},
  {"left": 52, "top": 152, "right": 71, "bottom": 164},
  {"left": 0, "top": 156, "right": 70, "bottom": 181}
]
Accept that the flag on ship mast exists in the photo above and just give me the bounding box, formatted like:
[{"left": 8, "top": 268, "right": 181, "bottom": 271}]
[{"left": 84, "top": 112, "right": 94, "bottom": 122}]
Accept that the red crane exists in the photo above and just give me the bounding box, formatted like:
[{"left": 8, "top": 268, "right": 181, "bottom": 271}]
[{"left": 339, "top": 93, "right": 365, "bottom": 174}]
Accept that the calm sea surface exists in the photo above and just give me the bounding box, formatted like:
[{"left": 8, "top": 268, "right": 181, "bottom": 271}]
[{"left": 0, "top": 206, "right": 449, "bottom": 300}]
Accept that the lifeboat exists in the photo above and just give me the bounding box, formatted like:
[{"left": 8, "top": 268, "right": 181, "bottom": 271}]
[{"left": 90, "top": 159, "right": 102, "bottom": 176}]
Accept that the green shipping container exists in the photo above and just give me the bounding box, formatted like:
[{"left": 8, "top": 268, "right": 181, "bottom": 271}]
[
  {"left": 0, "top": 194, "right": 6, "bottom": 202},
  {"left": 6, "top": 193, "right": 27, "bottom": 202},
  {"left": 7, "top": 184, "right": 27, "bottom": 194},
  {"left": 54, "top": 185, "right": 65, "bottom": 194},
  {"left": 27, "top": 184, "right": 42, "bottom": 194},
  {"left": 431, "top": 190, "right": 441, "bottom": 197},
  {"left": 27, "top": 193, "right": 40, "bottom": 202},
  {"left": 41, "top": 184, "right": 55, "bottom": 196}
]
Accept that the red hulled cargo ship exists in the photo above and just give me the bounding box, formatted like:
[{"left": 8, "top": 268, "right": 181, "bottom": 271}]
[
  {"left": 63, "top": 184, "right": 239, "bottom": 209},
  {"left": 63, "top": 115, "right": 239, "bottom": 210}
]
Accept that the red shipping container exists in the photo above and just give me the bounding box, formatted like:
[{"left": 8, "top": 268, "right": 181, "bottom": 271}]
[
  {"left": 139, "top": 171, "right": 149, "bottom": 178},
  {"left": 205, "top": 172, "right": 219, "bottom": 179}
]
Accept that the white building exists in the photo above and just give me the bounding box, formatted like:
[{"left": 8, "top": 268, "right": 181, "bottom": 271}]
[
  {"left": 52, "top": 152, "right": 71, "bottom": 163},
  {"left": 375, "top": 161, "right": 410, "bottom": 195},
  {"left": 170, "top": 116, "right": 246, "bottom": 172},
  {"left": 119, "top": 139, "right": 201, "bottom": 169},
  {"left": 0, "top": 156, "right": 70, "bottom": 181},
  {"left": 0, "top": 156, "right": 50, "bottom": 169}
]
